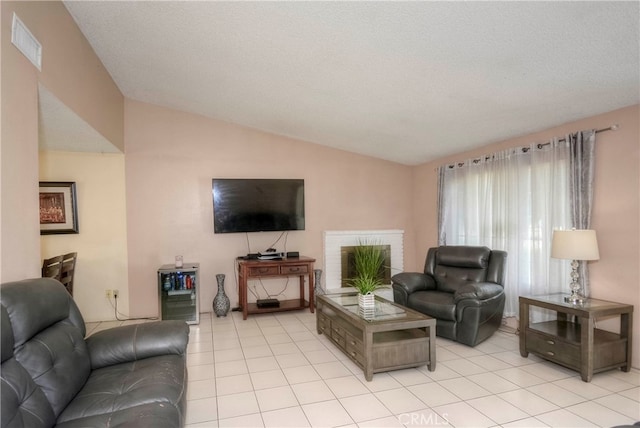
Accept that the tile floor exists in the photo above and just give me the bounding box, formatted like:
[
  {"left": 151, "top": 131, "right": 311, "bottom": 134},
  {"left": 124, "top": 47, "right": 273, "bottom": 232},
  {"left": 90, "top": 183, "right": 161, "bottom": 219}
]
[{"left": 86, "top": 311, "right": 640, "bottom": 428}]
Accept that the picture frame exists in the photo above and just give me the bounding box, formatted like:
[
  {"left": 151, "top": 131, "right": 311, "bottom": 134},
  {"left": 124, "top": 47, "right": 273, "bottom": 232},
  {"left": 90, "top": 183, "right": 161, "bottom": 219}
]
[{"left": 39, "top": 181, "right": 79, "bottom": 235}]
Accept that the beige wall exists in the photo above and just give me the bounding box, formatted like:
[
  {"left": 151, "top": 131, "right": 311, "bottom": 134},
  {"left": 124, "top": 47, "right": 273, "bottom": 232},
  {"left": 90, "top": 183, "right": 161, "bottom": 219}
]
[
  {"left": 1, "top": 1, "right": 123, "bottom": 282},
  {"left": 39, "top": 151, "right": 129, "bottom": 322},
  {"left": 124, "top": 100, "right": 416, "bottom": 317},
  {"left": 412, "top": 104, "right": 640, "bottom": 367}
]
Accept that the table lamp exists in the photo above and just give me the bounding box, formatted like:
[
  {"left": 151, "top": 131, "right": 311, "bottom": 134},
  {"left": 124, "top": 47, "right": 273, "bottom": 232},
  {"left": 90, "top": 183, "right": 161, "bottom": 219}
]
[{"left": 551, "top": 229, "right": 599, "bottom": 304}]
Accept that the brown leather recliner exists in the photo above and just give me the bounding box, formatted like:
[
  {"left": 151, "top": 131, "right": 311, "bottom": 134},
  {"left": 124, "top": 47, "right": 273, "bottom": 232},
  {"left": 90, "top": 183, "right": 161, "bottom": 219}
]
[{"left": 392, "top": 246, "right": 507, "bottom": 347}]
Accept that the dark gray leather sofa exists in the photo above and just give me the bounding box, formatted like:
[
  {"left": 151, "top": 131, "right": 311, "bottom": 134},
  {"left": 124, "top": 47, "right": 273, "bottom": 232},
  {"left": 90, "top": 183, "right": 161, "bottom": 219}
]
[
  {"left": 1, "top": 278, "right": 189, "bottom": 428},
  {"left": 392, "top": 246, "right": 507, "bottom": 347}
]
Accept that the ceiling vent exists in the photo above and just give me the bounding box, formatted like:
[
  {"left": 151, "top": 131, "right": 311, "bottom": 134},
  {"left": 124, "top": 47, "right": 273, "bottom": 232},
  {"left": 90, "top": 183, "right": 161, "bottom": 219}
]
[{"left": 11, "top": 13, "right": 42, "bottom": 71}]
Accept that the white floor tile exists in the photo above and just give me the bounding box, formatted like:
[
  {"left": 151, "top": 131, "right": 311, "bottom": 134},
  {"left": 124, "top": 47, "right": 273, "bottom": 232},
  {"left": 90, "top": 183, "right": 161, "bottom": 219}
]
[
  {"left": 325, "top": 375, "right": 370, "bottom": 398},
  {"left": 246, "top": 356, "right": 280, "bottom": 373},
  {"left": 375, "top": 387, "right": 427, "bottom": 414},
  {"left": 217, "top": 413, "right": 263, "bottom": 428},
  {"left": 216, "top": 391, "right": 260, "bottom": 420},
  {"left": 283, "top": 365, "right": 322, "bottom": 384},
  {"left": 359, "top": 372, "right": 402, "bottom": 392},
  {"left": 188, "top": 378, "right": 217, "bottom": 400},
  {"left": 262, "top": 406, "right": 311, "bottom": 428},
  {"left": 339, "top": 393, "right": 392, "bottom": 423},
  {"left": 291, "top": 380, "right": 336, "bottom": 404},
  {"left": 255, "top": 385, "right": 299, "bottom": 412},
  {"left": 526, "top": 382, "right": 586, "bottom": 407},
  {"left": 242, "top": 345, "right": 274, "bottom": 359},
  {"left": 189, "top": 364, "right": 215, "bottom": 381},
  {"left": 494, "top": 367, "right": 546, "bottom": 388},
  {"left": 270, "top": 342, "right": 300, "bottom": 355},
  {"left": 357, "top": 415, "right": 404, "bottom": 427},
  {"left": 466, "top": 372, "right": 520, "bottom": 394},
  {"left": 552, "top": 376, "right": 611, "bottom": 400},
  {"left": 619, "top": 386, "right": 640, "bottom": 402},
  {"left": 214, "top": 348, "right": 243, "bottom": 363},
  {"left": 388, "top": 368, "right": 432, "bottom": 387},
  {"left": 466, "top": 395, "right": 529, "bottom": 424},
  {"left": 215, "top": 360, "right": 248, "bottom": 378},
  {"left": 276, "top": 352, "right": 310, "bottom": 368},
  {"left": 595, "top": 392, "right": 640, "bottom": 419},
  {"left": 302, "top": 399, "right": 354, "bottom": 427},
  {"left": 498, "top": 389, "right": 558, "bottom": 415},
  {"left": 535, "top": 409, "right": 596, "bottom": 427},
  {"left": 500, "top": 416, "right": 548, "bottom": 427},
  {"left": 215, "top": 374, "right": 253, "bottom": 396},
  {"left": 186, "top": 397, "right": 218, "bottom": 425},
  {"left": 313, "top": 361, "right": 352, "bottom": 379},
  {"left": 565, "top": 401, "right": 636, "bottom": 427},
  {"left": 431, "top": 401, "right": 496, "bottom": 428},
  {"left": 250, "top": 369, "right": 289, "bottom": 390},
  {"left": 408, "top": 382, "right": 461, "bottom": 408},
  {"left": 441, "top": 358, "right": 487, "bottom": 377},
  {"left": 467, "top": 354, "right": 513, "bottom": 371},
  {"left": 439, "top": 377, "right": 492, "bottom": 400},
  {"left": 188, "top": 352, "right": 214, "bottom": 367}
]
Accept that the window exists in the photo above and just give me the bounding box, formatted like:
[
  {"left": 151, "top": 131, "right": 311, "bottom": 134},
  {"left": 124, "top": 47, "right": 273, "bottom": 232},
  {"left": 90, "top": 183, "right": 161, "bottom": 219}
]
[{"left": 439, "top": 142, "right": 571, "bottom": 316}]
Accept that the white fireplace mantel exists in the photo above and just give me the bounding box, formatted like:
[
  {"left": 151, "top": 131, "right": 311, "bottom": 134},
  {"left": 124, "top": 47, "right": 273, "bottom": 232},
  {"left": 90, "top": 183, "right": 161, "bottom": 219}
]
[{"left": 322, "top": 230, "right": 404, "bottom": 292}]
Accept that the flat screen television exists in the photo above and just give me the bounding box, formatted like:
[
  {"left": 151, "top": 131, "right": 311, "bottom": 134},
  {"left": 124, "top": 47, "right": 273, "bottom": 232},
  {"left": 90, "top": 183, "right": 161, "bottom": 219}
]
[{"left": 212, "top": 179, "right": 305, "bottom": 233}]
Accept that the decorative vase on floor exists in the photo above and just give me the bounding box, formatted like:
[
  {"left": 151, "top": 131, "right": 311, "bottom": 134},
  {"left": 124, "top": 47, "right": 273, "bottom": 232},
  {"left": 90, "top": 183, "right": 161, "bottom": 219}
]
[
  {"left": 213, "top": 274, "right": 230, "bottom": 317},
  {"left": 313, "top": 269, "right": 323, "bottom": 301}
]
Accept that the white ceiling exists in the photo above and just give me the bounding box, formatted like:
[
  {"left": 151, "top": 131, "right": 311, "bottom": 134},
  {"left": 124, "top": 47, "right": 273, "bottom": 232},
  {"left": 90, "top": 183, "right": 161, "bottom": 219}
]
[{"left": 60, "top": 1, "right": 639, "bottom": 165}]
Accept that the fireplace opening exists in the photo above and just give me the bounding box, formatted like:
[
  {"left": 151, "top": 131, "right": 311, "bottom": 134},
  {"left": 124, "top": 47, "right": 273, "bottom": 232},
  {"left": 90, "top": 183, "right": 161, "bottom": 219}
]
[{"left": 340, "top": 245, "right": 391, "bottom": 288}]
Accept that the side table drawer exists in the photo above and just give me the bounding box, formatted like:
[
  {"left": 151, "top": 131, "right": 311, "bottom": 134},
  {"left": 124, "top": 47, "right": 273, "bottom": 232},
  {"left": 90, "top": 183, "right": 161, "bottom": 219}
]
[
  {"left": 248, "top": 266, "right": 279, "bottom": 276},
  {"left": 526, "top": 329, "right": 580, "bottom": 368},
  {"left": 280, "top": 264, "right": 309, "bottom": 275}
]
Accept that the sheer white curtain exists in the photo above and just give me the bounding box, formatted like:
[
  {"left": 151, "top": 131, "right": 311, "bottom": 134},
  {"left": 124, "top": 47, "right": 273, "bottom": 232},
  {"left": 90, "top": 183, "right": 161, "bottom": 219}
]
[{"left": 439, "top": 140, "right": 571, "bottom": 317}]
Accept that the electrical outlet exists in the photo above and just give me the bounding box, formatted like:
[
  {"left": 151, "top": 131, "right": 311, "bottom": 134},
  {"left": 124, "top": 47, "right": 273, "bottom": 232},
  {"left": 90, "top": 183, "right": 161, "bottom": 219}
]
[
  {"left": 105, "top": 289, "right": 113, "bottom": 298},
  {"left": 113, "top": 289, "right": 119, "bottom": 298}
]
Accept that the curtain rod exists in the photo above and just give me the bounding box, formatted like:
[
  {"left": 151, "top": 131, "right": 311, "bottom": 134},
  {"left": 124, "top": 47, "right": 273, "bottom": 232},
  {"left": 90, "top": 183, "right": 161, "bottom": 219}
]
[
  {"left": 537, "top": 124, "right": 619, "bottom": 148},
  {"left": 442, "top": 124, "right": 619, "bottom": 169}
]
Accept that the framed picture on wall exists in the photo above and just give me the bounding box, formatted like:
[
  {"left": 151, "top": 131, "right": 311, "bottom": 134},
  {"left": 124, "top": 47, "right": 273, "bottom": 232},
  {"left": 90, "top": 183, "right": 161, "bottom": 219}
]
[{"left": 39, "top": 181, "right": 79, "bottom": 235}]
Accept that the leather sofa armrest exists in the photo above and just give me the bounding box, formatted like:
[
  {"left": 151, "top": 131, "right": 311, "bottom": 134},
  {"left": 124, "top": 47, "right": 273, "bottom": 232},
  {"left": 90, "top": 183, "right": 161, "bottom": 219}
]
[
  {"left": 87, "top": 320, "right": 189, "bottom": 370},
  {"left": 454, "top": 282, "right": 503, "bottom": 303}
]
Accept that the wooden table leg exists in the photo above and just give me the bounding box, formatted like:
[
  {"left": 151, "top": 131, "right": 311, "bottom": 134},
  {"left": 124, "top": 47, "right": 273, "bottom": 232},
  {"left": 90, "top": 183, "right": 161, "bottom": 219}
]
[
  {"left": 621, "top": 312, "right": 632, "bottom": 372},
  {"left": 581, "top": 316, "right": 595, "bottom": 382},
  {"left": 519, "top": 299, "right": 529, "bottom": 357},
  {"left": 427, "top": 323, "right": 436, "bottom": 371},
  {"left": 308, "top": 270, "right": 315, "bottom": 313}
]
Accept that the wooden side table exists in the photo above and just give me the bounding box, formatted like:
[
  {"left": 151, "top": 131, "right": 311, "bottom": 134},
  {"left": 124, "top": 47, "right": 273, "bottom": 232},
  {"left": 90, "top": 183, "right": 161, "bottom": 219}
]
[
  {"left": 519, "top": 294, "right": 633, "bottom": 382},
  {"left": 238, "top": 256, "right": 315, "bottom": 320}
]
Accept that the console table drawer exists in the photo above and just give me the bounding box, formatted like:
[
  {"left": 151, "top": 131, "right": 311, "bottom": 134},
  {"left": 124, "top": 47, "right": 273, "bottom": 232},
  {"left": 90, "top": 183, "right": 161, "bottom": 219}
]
[
  {"left": 248, "top": 266, "right": 279, "bottom": 276},
  {"left": 526, "top": 329, "right": 579, "bottom": 368},
  {"left": 280, "top": 264, "right": 309, "bottom": 275}
]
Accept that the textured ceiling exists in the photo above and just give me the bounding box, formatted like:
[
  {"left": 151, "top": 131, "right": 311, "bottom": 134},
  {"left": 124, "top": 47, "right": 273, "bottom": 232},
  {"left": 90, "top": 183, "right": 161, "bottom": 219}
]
[{"left": 61, "top": 1, "right": 639, "bottom": 165}]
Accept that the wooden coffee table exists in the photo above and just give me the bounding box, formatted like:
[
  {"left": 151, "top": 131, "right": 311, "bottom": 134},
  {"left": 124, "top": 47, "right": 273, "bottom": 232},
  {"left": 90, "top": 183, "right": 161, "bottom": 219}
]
[{"left": 316, "top": 292, "right": 436, "bottom": 381}]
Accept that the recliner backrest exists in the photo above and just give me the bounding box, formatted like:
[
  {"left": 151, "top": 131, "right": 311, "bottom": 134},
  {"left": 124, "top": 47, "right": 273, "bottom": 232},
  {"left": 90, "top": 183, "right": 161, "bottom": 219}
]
[
  {"left": 425, "top": 246, "right": 504, "bottom": 293},
  {"left": 0, "top": 279, "right": 91, "bottom": 421}
]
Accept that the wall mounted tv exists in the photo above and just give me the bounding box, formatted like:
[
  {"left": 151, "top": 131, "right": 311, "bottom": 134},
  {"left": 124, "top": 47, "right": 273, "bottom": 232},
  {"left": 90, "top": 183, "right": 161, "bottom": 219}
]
[{"left": 212, "top": 179, "right": 305, "bottom": 234}]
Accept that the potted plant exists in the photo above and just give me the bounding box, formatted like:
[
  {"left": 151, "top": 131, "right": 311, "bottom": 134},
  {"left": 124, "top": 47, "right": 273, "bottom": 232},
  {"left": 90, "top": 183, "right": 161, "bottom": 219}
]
[{"left": 348, "top": 241, "right": 385, "bottom": 311}]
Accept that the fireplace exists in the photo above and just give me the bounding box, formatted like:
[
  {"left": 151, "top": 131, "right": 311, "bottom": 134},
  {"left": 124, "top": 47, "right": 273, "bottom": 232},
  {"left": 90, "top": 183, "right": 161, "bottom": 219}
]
[
  {"left": 340, "top": 245, "right": 391, "bottom": 287},
  {"left": 323, "top": 230, "right": 404, "bottom": 292}
]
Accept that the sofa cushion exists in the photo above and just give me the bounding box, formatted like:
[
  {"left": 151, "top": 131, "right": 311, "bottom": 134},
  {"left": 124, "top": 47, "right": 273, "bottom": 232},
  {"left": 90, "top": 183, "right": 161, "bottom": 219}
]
[
  {"left": 1, "top": 307, "right": 56, "bottom": 428},
  {"left": 1, "top": 280, "right": 91, "bottom": 418},
  {"left": 55, "top": 402, "right": 182, "bottom": 428},
  {"left": 408, "top": 291, "right": 456, "bottom": 321},
  {"left": 57, "top": 354, "right": 186, "bottom": 424}
]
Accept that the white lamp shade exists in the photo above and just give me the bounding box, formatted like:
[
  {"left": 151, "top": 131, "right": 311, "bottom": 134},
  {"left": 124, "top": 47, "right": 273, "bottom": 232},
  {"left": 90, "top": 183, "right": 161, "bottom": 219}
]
[{"left": 551, "top": 229, "right": 600, "bottom": 260}]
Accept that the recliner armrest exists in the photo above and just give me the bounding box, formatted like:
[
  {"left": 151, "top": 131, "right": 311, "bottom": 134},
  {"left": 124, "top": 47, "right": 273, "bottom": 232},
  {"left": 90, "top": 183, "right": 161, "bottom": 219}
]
[
  {"left": 391, "top": 273, "right": 436, "bottom": 295},
  {"left": 454, "top": 282, "right": 503, "bottom": 303},
  {"left": 87, "top": 320, "right": 189, "bottom": 370}
]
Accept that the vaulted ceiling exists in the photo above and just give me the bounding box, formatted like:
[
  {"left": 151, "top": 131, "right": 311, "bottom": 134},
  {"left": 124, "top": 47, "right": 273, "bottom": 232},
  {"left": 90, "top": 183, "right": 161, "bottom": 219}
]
[{"left": 61, "top": 1, "right": 639, "bottom": 165}]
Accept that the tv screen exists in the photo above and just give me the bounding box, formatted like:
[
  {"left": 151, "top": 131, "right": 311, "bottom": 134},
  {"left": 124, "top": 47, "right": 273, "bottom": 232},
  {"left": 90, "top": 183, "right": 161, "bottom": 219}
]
[{"left": 212, "top": 179, "right": 305, "bottom": 233}]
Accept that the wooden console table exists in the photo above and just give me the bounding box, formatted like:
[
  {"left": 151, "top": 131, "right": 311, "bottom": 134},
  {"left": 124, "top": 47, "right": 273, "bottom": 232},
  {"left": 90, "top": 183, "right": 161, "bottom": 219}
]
[
  {"left": 519, "top": 294, "right": 633, "bottom": 382},
  {"left": 238, "top": 256, "right": 315, "bottom": 320}
]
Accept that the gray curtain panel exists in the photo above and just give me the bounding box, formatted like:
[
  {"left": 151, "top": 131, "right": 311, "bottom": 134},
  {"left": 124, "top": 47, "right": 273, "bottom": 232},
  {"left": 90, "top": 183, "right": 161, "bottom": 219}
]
[
  {"left": 568, "top": 129, "right": 596, "bottom": 297},
  {"left": 437, "top": 165, "right": 446, "bottom": 246}
]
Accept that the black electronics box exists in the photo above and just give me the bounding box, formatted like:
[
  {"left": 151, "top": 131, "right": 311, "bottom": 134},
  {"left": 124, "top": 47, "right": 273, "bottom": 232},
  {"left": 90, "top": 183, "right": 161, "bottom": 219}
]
[
  {"left": 247, "top": 253, "right": 259, "bottom": 259},
  {"left": 286, "top": 251, "right": 300, "bottom": 258},
  {"left": 256, "top": 298, "right": 280, "bottom": 308}
]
